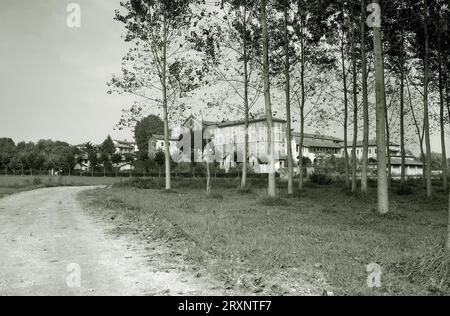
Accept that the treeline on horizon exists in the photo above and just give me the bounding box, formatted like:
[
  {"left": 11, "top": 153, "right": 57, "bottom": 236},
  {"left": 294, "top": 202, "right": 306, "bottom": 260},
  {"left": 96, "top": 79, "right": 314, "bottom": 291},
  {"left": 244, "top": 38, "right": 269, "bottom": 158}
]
[{"left": 0, "top": 137, "right": 132, "bottom": 176}]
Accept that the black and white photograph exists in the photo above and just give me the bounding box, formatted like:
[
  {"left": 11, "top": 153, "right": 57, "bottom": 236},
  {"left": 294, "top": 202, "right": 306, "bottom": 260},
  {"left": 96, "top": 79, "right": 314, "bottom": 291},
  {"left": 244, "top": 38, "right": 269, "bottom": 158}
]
[{"left": 0, "top": 0, "right": 449, "bottom": 300}]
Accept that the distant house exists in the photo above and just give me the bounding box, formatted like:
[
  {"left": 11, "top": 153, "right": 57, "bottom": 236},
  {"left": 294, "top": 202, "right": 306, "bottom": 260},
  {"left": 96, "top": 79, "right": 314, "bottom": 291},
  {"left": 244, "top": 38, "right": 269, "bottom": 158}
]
[
  {"left": 212, "top": 115, "right": 287, "bottom": 172},
  {"left": 386, "top": 157, "right": 424, "bottom": 177},
  {"left": 74, "top": 140, "right": 138, "bottom": 173},
  {"left": 113, "top": 139, "right": 137, "bottom": 155},
  {"left": 344, "top": 139, "right": 400, "bottom": 160},
  {"left": 345, "top": 139, "right": 423, "bottom": 178},
  {"left": 73, "top": 144, "right": 90, "bottom": 172},
  {"left": 112, "top": 139, "right": 137, "bottom": 171},
  {"left": 148, "top": 134, "right": 179, "bottom": 158},
  {"left": 146, "top": 115, "right": 424, "bottom": 177},
  {"left": 292, "top": 132, "right": 343, "bottom": 164}
]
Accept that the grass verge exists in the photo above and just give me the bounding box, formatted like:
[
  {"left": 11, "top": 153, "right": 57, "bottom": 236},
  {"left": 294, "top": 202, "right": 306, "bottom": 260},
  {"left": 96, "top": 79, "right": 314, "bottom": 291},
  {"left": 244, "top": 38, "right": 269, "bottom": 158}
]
[{"left": 81, "top": 177, "right": 450, "bottom": 295}]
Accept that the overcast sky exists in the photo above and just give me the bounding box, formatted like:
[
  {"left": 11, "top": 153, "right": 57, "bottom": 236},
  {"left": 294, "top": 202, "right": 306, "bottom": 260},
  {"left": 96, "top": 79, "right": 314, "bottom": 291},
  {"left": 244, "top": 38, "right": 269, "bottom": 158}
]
[
  {"left": 0, "top": 0, "right": 134, "bottom": 145},
  {"left": 0, "top": 0, "right": 447, "bottom": 155}
]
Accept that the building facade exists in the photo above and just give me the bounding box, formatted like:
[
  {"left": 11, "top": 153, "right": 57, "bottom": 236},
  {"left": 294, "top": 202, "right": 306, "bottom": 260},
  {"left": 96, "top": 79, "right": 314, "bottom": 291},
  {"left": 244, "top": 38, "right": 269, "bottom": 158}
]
[
  {"left": 74, "top": 139, "right": 138, "bottom": 173},
  {"left": 148, "top": 134, "right": 179, "bottom": 158},
  {"left": 148, "top": 115, "right": 423, "bottom": 177}
]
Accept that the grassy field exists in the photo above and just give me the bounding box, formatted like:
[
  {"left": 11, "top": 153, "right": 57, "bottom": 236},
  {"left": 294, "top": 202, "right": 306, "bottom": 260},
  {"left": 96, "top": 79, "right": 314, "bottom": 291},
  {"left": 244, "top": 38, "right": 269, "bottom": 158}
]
[
  {"left": 0, "top": 175, "right": 126, "bottom": 199},
  {"left": 81, "top": 177, "right": 450, "bottom": 295}
]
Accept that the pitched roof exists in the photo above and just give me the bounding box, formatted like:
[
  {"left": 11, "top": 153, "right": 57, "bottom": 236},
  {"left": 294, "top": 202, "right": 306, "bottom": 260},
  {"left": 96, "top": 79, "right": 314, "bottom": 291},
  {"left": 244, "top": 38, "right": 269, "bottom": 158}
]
[
  {"left": 292, "top": 132, "right": 344, "bottom": 142},
  {"left": 113, "top": 139, "right": 136, "bottom": 146},
  {"left": 368, "top": 157, "right": 423, "bottom": 166},
  {"left": 389, "top": 157, "right": 423, "bottom": 166},
  {"left": 292, "top": 132, "right": 344, "bottom": 148},
  {"left": 151, "top": 134, "right": 179, "bottom": 141},
  {"left": 217, "top": 116, "right": 286, "bottom": 128},
  {"left": 303, "top": 138, "right": 342, "bottom": 149},
  {"left": 346, "top": 140, "right": 399, "bottom": 147}
]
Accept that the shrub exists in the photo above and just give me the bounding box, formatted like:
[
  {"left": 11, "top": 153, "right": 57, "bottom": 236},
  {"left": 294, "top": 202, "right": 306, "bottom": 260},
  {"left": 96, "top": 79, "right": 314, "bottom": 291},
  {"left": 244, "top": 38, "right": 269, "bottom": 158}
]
[
  {"left": 396, "top": 184, "right": 414, "bottom": 196},
  {"left": 32, "top": 177, "right": 42, "bottom": 186},
  {"left": 310, "top": 172, "right": 333, "bottom": 185},
  {"left": 237, "top": 186, "right": 253, "bottom": 194},
  {"left": 117, "top": 177, "right": 163, "bottom": 189}
]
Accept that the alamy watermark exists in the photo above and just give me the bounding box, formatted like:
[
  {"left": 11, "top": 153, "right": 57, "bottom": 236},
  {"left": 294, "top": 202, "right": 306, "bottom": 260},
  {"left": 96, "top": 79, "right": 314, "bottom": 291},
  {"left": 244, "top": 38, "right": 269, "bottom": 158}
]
[
  {"left": 66, "top": 263, "right": 81, "bottom": 288},
  {"left": 367, "top": 3, "right": 381, "bottom": 28},
  {"left": 66, "top": 3, "right": 81, "bottom": 28},
  {"left": 366, "top": 262, "right": 382, "bottom": 288}
]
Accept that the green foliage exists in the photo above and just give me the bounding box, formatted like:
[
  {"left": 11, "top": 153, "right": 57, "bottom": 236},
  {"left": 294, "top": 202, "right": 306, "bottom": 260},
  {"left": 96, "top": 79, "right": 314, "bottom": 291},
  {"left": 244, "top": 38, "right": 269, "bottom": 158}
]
[
  {"left": 2, "top": 139, "right": 79, "bottom": 174},
  {"left": 84, "top": 142, "right": 99, "bottom": 172},
  {"left": 154, "top": 150, "right": 165, "bottom": 168},
  {"left": 134, "top": 115, "right": 164, "bottom": 160},
  {"left": 0, "top": 138, "right": 16, "bottom": 170},
  {"left": 111, "top": 153, "right": 123, "bottom": 165},
  {"left": 310, "top": 172, "right": 333, "bottom": 185},
  {"left": 396, "top": 184, "right": 414, "bottom": 196},
  {"left": 100, "top": 135, "right": 116, "bottom": 156}
]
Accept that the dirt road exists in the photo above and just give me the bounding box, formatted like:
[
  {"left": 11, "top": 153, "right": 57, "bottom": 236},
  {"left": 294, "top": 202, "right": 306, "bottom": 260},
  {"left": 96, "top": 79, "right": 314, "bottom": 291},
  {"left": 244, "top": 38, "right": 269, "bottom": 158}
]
[{"left": 0, "top": 187, "right": 227, "bottom": 296}]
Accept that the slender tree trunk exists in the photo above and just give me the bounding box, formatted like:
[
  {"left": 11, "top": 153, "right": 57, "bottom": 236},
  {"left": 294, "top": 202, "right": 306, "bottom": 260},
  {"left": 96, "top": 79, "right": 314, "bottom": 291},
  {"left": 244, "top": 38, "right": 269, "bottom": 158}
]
[
  {"left": 446, "top": 56, "right": 450, "bottom": 253},
  {"left": 162, "top": 14, "right": 171, "bottom": 190},
  {"left": 384, "top": 101, "right": 392, "bottom": 188},
  {"left": 373, "top": 0, "right": 389, "bottom": 214},
  {"left": 340, "top": 14, "right": 350, "bottom": 188},
  {"left": 284, "top": 5, "right": 293, "bottom": 195},
  {"left": 261, "top": 0, "right": 276, "bottom": 197},
  {"left": 447, "top": 61, "right": 450, "bottom": 121},
  {"left": 351, "top": 21, "right": 358, "bottom": 193},
  {"left": 241, "top": 6, "right": 249, "bottom": 190},
  {"left": 299, "top": 104, "right": 305, "bottom": 190},
  {"left": 298, "top": 15, "right": 305, "bottom": 191},
  {"left": 423, "top": 0, "right": 432, "bottom": 197},
  {"left": 439, "top": 57, "right": 448, "bottom": 190},
  {"left": 400, "top": 53, "right": 406, "bottom": 184},
  {"left": 206, "top": 162, "right": 211, "bottom": 194},
  {"left": 447, "top": 191, "right": 450, "bottom": 250},
  {"left": 360, "top": 0, "right": 369, "bottom": 194},
  {"left": 447, "top": 55, "right": 450, "bottom": 252}
]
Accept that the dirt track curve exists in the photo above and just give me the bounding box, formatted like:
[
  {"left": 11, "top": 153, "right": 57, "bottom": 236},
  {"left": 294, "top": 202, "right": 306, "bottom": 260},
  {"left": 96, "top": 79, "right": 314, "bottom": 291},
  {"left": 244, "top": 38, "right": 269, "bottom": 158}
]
[{"left": 0, "top": 186, "right": 226, "bottom": 296}]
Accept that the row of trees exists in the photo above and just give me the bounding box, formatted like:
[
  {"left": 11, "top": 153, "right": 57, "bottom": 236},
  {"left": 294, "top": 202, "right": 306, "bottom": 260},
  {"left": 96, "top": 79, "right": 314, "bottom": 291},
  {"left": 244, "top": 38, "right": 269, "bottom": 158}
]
[
  {"left": 0, "top": 138, "right": 78, "bottom": 175},
  {"left": 0, "top": 136, "right": 134, "bottom": 176},
  {"left": 110, "top": 1, "right": 449, "bottom": 215}
]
